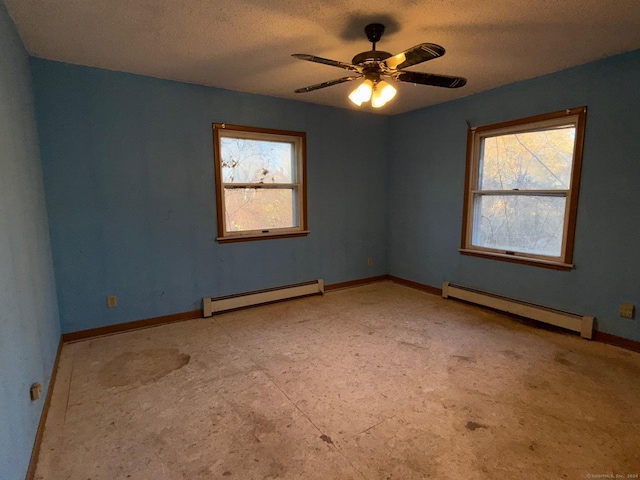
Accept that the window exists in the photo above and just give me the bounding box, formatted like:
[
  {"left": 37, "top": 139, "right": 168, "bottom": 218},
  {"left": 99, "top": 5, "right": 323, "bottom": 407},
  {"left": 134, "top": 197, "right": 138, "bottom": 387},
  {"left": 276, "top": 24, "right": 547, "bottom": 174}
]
[
  {"left": 213, "top": 124, "right": 308, "bottom": 243},
  {"left": 461, "top": 107, "right": 587, "bottom": 269}
]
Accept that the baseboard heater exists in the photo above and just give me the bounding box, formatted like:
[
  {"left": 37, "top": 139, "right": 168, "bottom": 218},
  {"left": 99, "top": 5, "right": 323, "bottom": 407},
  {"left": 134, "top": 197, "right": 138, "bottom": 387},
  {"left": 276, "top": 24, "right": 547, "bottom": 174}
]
[
  {"left": 203, "top": 279, "right": 324, "bottom": 317},
  {"left": 442, "top": 282, "right": 594, "bottom": 339}
]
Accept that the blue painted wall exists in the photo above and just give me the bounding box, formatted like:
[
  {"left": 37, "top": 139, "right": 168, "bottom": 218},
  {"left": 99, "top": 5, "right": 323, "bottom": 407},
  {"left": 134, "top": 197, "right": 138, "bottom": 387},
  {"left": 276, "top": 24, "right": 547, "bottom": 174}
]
[
  {"left": 388, "top": 50, "right": 640, "bottom": 342},
  {"left": 31, "top": 60, "right": 389, "bottom": 333},
  {"left": 0, "top": 4, "right": 61, "bottom": 480},
  {"left": 24, "top": 35, "right": 640, "bottom": 345}
]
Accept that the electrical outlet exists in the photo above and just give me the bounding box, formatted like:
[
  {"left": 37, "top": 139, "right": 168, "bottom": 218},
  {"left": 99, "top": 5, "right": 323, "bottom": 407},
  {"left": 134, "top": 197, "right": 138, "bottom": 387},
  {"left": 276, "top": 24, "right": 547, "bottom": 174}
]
[
  {"left": 367, "top": 257, "right": 373, "bottom": 266},
  {"left": 620, "top": 302, "right": 635, "bottom": 319},
  {"left": 107, "top": 295, "right": 117, "bottom": 308},
  {"left": 30, "top": 383, "right": 42, "bottom": 401}
]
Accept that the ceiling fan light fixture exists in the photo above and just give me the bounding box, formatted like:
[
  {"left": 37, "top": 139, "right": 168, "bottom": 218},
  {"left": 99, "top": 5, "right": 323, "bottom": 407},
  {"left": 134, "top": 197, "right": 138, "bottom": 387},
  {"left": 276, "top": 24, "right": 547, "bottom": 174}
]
[
  {"left": 371, "top": 80, "right": 397, "bottom": 108},
  {"left": 348, "top": 79, "right": 374, "bottom": 106}
]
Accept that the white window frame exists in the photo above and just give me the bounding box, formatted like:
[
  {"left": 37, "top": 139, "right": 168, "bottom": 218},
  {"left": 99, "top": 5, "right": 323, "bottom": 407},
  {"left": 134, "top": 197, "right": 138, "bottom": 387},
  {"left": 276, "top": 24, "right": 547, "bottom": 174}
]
[
  {"left": 213, "top": 123, "right": 308, "bottom": 243},
  {"left": 460, "top": 107, "right": 587, "bottom": 270}
]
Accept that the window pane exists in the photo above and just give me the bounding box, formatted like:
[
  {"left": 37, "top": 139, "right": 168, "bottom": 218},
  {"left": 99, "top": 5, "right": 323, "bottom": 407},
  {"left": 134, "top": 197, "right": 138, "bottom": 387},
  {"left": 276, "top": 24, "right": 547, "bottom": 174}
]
[
  {"left": 473, "top": 194, "right": 566, "bottom": 257},
  {"left": 479, "top": 127, "right": 575, "bottom": 190},
  {"left": 224, "top": 188, "right": 296, "bottom": 232},
  {"left": 220, "top": 138, "right": 294, "bottom": 184}
]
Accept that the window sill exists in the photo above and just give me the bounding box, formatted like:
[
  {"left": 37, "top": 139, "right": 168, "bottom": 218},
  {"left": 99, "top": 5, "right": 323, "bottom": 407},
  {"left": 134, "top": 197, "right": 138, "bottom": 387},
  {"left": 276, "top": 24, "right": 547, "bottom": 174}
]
[
  {"left": 217, "top": 230, "right": 310, "bottom": 244},
  {"left": 459, "top": 248, "right": 574, "bottom": 270}
]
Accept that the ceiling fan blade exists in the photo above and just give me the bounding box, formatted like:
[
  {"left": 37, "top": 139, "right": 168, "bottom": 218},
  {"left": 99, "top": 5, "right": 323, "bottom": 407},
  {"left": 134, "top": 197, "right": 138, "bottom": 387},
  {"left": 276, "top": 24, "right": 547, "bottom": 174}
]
[
  {"left": 294, "top": 76, "right": 361, "bottom": 93},
  {"left": 382, "top": 43, "right": 446, "bottom": 71},
  {"left": 393, "top": 71, "right": 467, "bottom": 88},
  {"left": 292, "top": 54, "right": 362, "bottom": 73}
]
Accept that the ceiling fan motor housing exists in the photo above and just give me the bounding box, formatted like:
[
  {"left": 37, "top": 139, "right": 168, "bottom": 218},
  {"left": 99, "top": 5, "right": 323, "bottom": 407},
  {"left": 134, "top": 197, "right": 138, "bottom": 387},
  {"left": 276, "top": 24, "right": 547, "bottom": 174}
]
[{"left": 351, "top": 50, "right": 392, "bottom": 65}]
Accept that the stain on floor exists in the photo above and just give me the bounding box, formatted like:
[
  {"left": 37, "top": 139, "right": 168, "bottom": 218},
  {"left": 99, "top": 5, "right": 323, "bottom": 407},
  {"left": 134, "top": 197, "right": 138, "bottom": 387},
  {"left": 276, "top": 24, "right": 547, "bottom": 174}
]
[
  {"left": 451, "top": 355, "right": 476, "bottom": 363},
  {"left": 465, "top": 421, "right": 488, "bottom": 431},
  {"left": 320, "top": 434, "right": 334, "bottom": 445},
  {"left": 554, "top": 351, "right": 573, "bottom": 366},
  {"left": 501, "top": 349, "right": 522, "bottom": 359},
  {"left": 98, "top": 348, "right": 190, "bottom": 387}
]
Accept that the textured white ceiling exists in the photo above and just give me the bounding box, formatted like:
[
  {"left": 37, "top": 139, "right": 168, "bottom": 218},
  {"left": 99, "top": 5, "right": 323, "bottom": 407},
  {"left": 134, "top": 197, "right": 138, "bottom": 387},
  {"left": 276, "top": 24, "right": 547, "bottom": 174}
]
[{"left": 6, "top": 0, "right": 640, "bottom": 115}]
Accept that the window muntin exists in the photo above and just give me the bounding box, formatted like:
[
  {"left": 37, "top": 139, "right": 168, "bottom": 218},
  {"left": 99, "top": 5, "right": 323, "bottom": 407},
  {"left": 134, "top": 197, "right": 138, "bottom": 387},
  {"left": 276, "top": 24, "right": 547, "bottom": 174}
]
[
  {"left": 213, "top": 124, "right": 308, "bottom": 242},
  {"left": 462, "top": 107, "right": 587, "bottom": 269}
]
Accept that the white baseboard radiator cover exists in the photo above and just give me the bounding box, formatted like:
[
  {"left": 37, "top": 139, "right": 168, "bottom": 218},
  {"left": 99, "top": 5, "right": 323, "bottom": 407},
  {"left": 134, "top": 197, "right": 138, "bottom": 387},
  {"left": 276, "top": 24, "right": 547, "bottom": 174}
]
[
  {"left": 203, "top": 279, "right": 324, "bottom": 317},
  {"left": 442, "top": 282, "right": 594, "bottom": 339}
]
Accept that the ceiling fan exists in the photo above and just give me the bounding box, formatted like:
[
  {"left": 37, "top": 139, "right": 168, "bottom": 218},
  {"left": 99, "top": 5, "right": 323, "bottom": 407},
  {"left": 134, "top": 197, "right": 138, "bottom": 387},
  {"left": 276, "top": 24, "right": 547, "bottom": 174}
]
[{"left": 292, "top": 23, "right": 467, "bottom": 108}]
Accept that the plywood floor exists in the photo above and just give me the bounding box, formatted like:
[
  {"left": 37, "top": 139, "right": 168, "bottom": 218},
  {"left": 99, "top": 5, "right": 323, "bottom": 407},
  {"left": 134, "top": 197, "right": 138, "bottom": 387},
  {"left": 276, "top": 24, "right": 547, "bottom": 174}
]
[{"left": 35, "top": 281, "right": 640, "bottom": 479}]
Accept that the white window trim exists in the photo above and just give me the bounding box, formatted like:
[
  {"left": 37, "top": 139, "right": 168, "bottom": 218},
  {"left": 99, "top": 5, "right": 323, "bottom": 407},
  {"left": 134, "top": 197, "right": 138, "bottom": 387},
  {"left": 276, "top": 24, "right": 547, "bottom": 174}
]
[
  {"left": 460, "top": 107, "right": 587, "bottom": 270},
  {"left": 213, "top": 123, "right": 308, "bottom": 243}
]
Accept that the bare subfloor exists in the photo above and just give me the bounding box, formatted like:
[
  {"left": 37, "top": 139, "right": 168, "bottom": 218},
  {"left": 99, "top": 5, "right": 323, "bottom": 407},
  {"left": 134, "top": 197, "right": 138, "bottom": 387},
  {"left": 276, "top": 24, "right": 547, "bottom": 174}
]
[{"left": 35, "top": 282, "right": 640, "bottom": 479}]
